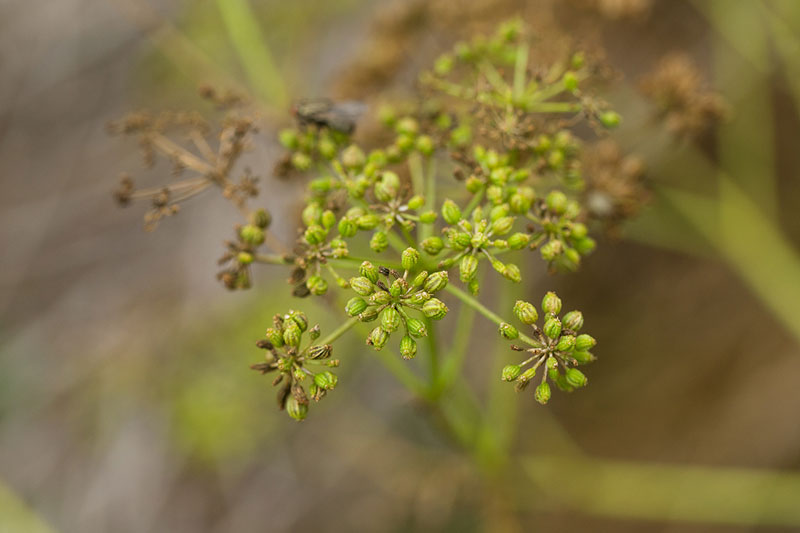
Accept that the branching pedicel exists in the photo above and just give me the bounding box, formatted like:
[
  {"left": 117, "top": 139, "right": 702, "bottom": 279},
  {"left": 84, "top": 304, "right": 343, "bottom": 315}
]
[{"left": 112, "top": 20, "right": 616, "bottom": 420}]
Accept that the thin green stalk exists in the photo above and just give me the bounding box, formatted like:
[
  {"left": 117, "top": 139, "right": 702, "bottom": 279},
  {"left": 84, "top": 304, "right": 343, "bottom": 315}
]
[
  {"left": 317, "top": 317, "right": 359, "bottom": 346},
  {"left": 512, "top": 43, "right": 528, "bottom": 102},
  {"left": 408, "top": 152, "right": 425, "bottom": 197},
  {"left": 444, "top": 284, "right": 540, "bottom": 347},
  {"left": 425, "top": 317, "right": 439, "bottom": 388},
  {"left": 254, "top": 253, "right": 292, "bottom": 265},
  {"left": 419, "top": 156, "right": 437, "bottom": 243},
  {"left": 216, "top": 0, "right": 287, "bottom": 107},
  {"left": 438, "top": 298, "right": 478, "bottom": 392}
]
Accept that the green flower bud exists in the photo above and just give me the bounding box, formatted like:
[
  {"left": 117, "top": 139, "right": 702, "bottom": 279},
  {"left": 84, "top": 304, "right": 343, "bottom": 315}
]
[
  {"left": 450, "top": 231, "right": 472, "bottom": 250},
  {"left": 279, "top": 129, "right": 299, "bottom": 149},
  {"left": 491, "top": 216, "right": 514, "bottom": 235},
  {"left": 499, "top": 322, "right": 519, "bottom": 340},
  {"left": 599, "top": 110, "right": 621, "bottom": 129},
  {"left": 542, "top": 291, "right": 562, "bottom": 315},
  {"left": 423, "top": 271, "right": 449, "bottom": 293},
  {"left": 389, "top": 278, "right": 405, "bottom": 298},
  {"left": 379, "top": 306, "right": 400, "bottom": 332},
  {"left": 509, "top": 193, "right": 531, "bottom": 213},
  {"left": 320, "top": 210, "right": 336, "bottom": 230},
  {"left": 304, "top": 224, "right": 327, "bottom": 245},
  {"left": 349, "top": 276, "right": 374, "bottom": 296},
  {"left": 441, "top": 199, "right": 462, "bottom": 225},
  {"left": 370, "top": 231, "right": 389, "bottom": 252},
  {"left": 305, "top": 275, "right": 328, "bottom": 295},
  {"left": 313, "top": 371, "right": 338, "bottom": 390},
  {"left": 369, "top": 290, "right": 392, "bottom": 306},
  {"left": 572, "top": 350, "right": 596, "bottom": 364},
  {"left": 400, "top": 335, "right": 417, "bottom": 359},
  {"left": 289, "top": 311, "right": 307, "bottom": 333},
  {"left": 307, "top": 344, "right": 332, "bottom": 359},
  {"left": 240, "top": 224, "right": 265, "bottom": 246},
  {"left": 407, "top": 195, "right": 425, "bottom": 210},
  {"left": 565, "top": 367, "right": 588, "bottom": 388},
  {"left": 459, "top": 255, "right": 479, "bottom": 282},
  {"left": 419, "top": 211, "right": 437, "bottom": 224},
  {"left": 468, "top": 278, "right": 480, "bottom": 295},
  {"left": 535, "top": 381, "right": 551, "bottom": 405},
  {"left": 358, "top": 307, "right": 379, "bottom": 322},
  {"left": 395, "top": 133, "right": 414, "bottom": 152},
  {"left": 318, "top": 138, "right": 336, "bottom": 160},
  {"left": 575, "top": 334, "right": 596, "bottom": 351},
  {"left": 416, "top": 135, "right": 434, "bottom": 156},
  {"left": 562, "top": 311, "right": 584, "bottom": 331},
  {"left": 237, "top": 252, "right": 254, "bottom": 265},
  {"left": 570, "top": 222, "right": 588, "bottom": 239},
  {"left": 368, "top": 326, "right": 389, "bottom": 350},
  {"left": 283, "top": 321, "right": 302, "bottom": 347},
  {"left": 406, "top": 290, "right": 431, "bottom": 305},
  {"left": 345, "top": 297, "right": 368, "bottom": 317},
  {"left": 396, "top": 117, "right": 419, "bottom": 136},
  {"left": 337, "top": 217, "right": 357, "bottom": 238},
  {"left": 359, "top": 261, "right": 379, "bottom": 283},
  {"left": 502, "top": 263, "right": 521, "bottom": 283},
  {"left": 250, "top": 208, "right": 272, "bottom": 229},
  {"left": 573, "top": 236, "right": 596, "bottom": 255},
  {"left": 291, "top": 152, "right": 312, "bottom": 171},
  {"left": 421, "top": 236, "right": 444, "bottom": 255},
  {"left": 422, "top": 298, "right": 448, "bottom": 320},
  {"left": 356, "top": 214, "right": 380, "bottom": 230},
  {"left": 341, "top": 144, "right": 366, "bottom": 169},
  {"left": 406, "top": 318, "right": 428, "bottom": 338},
  {"left": 543, "top": 317, "right": 562, "bottom": 340},
  {"left": 402, "top": 247, "right": 420, "bottom": 270},
  {"left": 502, "top": 364, "right": 522, "bottom": 381},
  {"left": 265, "top": 327, "right": 284, "bottom": 347},
  {"left": 519, "top": 367, "right": 537, "bottom": 383},
  {"left": 465, "top": 176, "right": 483, "bottom": 193},
  {"left": 285, "top": 396, "right": 308, "bottom": 421},
  {"left": 556, "top": 334, "right": 576, "bottom": 352},
  {"left": 411, "top": 271, "right": 429, "bottom": 287},
  {"left": 563, "top": 71, "right": 579, "bottom": 92},
  {"left": 540, "top": 239, "right": 563, "bottom": 261},
  {"left": 508, "top": 232, "right": 530, "bottom": 250},
  {"left": 513, "top": 300, "right": 538, "bottom": 325},
  {"left": 546, "top": 190, "right": 568, "bottom": 214}
]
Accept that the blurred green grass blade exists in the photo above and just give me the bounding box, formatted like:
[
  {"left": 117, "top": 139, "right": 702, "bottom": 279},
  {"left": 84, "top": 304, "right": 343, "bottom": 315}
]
[
  {"left": 699, "top": 1, "right": 778, "bottom": 218},
  {"left": 216, "top": 0, "right": 288, "bottom": 108},
  {"left": 0, "top": 480, "right": 55, "bottom": 533},
  {"left": 523, "top": 454, "right": 800, "bottom": 526},
  {"left": 663, "top": 178, "right": 800, "bottom": 344}
]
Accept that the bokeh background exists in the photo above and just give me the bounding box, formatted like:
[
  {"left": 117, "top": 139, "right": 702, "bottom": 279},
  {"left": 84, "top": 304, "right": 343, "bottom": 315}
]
[{"left": 2, "top": 0, "right": 800, "bottom": 531}]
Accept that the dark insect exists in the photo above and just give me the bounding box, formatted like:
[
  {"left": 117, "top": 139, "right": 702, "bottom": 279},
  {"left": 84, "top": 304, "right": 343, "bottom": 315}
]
[{"left": 291, "top": 98, "right": 366, "bottom": 134}]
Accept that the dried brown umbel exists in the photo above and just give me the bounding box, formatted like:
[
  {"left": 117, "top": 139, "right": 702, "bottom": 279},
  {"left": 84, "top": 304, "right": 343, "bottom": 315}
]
[
  {"left": 582, "top": 139, "right": 648, "bottom": 231},
  {"left": 639, "top": 53, "right": 727, "bottom": 138}
]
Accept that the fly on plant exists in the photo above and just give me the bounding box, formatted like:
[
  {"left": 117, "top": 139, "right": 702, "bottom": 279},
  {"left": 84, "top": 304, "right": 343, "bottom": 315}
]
[{"left": 291, "top": 98, "right": 366, "bottom": 134}]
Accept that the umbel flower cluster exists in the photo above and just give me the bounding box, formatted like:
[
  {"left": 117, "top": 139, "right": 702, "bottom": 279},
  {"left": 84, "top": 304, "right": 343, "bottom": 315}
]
[{"left": 111, "top": 19, "right": 620, "bottom": 420}]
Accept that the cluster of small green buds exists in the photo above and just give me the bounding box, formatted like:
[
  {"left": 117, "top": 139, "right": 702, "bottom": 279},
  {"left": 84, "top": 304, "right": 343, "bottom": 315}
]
[
  {"left": 278, "top": 124, "right": 351, "bottom": 173},
  {"left": 499, "top": 292, "right": 596, "bottom": 404},
  {"left": 526, "top": 190, "right": 597, "bottom": 271},
  {"left": 345, "top": 253, "right": 449, "bottom": 357},
  {"left": 431, "top": 199, "right": 522, "bottom": 293},
  {"left": 250, "top": 311, "right": 341, "bottom": 421},
  {"left": 216, "top": 209, "right": 276, "bottom": 290}
]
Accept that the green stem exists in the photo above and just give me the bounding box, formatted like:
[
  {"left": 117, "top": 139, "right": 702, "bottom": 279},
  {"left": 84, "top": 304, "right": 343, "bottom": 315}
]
[
  {"left": 463, "top": 187, "right": 485, "bottom": 219},
  {"left": 409, "top": 152, "right": 425, "bottom": 197},
  {"left": 513, "top": 43, "right": 528, "bottom": 102},
  {"left": 444, "top": 284, "right": 540, "bottom": 347},
  {"left": 317, "top": 317, "right": 359, "bottom": 346},
  {"left": 215, "top": 0, "right": 287, "bottom": 107},
  {"left": 254, "top": 253, "right": 291, "bottom": 265},
  {"left": 420, "top": 157, "right": 437, "bottom": 243}
]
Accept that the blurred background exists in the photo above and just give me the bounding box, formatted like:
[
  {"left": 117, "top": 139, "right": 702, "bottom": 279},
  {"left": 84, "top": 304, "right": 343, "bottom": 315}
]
[{"left": 2, "top": 0, "right": 800, "bottom": 531}]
